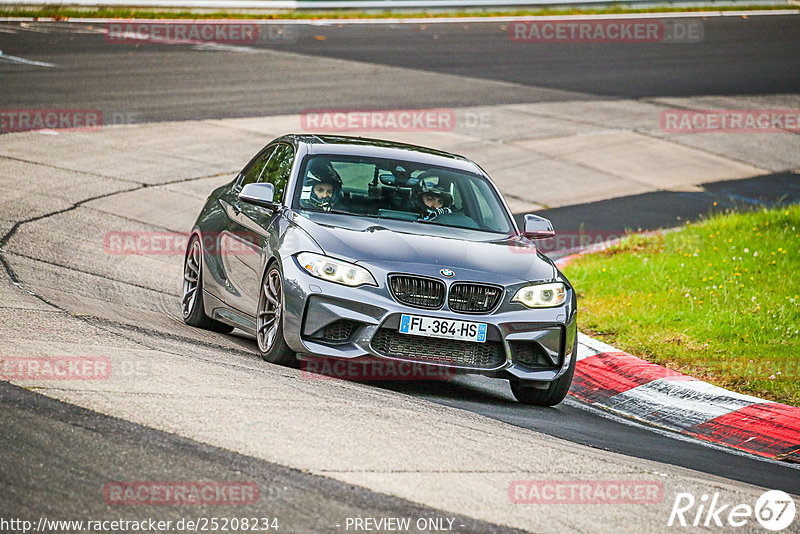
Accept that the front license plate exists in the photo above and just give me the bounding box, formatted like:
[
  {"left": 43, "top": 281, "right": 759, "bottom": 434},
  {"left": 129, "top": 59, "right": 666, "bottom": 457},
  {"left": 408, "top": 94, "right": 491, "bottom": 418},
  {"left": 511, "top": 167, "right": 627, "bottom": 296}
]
[{"left": 399, "top": 314, "right": 487, "bottom": 343}]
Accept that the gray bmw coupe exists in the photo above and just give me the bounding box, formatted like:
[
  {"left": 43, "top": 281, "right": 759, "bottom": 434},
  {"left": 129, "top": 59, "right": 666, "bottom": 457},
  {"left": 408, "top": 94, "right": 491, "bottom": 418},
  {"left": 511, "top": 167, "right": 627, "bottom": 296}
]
[{"left": 183, "top": 134, "right": 577, "bottom": 405}]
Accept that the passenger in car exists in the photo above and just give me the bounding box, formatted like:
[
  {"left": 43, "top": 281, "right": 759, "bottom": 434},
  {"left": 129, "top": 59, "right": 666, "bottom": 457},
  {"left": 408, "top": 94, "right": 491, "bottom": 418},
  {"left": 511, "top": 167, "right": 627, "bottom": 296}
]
[{"left": 412, "top": 173, "right": 454, "bottom": 221}]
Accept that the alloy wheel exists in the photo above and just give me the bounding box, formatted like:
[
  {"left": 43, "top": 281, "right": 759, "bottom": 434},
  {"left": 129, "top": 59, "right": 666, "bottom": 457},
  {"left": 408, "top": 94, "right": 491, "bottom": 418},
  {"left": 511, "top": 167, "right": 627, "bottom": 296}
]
[
  {"left": 182, "top": 239, "right": 201, "bottom": 318},
  {"left": 257, "top": 269, "right": 282, "bottom": 353}
]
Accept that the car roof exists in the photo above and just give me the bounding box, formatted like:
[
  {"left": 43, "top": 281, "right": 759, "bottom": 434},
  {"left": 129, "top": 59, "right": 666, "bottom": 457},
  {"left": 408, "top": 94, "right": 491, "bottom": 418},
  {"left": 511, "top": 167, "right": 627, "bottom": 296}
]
[{"left": 279, "top": 134, "right": 483, "bottom": 175}]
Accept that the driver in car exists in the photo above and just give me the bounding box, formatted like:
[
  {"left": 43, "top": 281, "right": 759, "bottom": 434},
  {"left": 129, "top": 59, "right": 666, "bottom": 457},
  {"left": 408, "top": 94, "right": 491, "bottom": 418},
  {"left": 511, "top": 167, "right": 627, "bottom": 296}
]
[
  {"left": 300, "top": 159, "right": 343, "bottom": 212},
  {"left": 412, "top": 174, "right": 454, "bottom": 221}
]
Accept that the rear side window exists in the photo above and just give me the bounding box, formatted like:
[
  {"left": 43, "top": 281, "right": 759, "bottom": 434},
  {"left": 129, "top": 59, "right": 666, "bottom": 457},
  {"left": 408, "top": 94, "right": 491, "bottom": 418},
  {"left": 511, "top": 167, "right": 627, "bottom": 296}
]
[{"left": 258, "top": 144, "right": 294, "bottom": 203}]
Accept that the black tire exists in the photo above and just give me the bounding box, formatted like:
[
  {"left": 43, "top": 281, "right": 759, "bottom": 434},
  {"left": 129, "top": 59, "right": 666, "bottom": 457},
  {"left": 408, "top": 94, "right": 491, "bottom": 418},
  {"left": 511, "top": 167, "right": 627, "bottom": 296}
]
[
  {"left": 182, "top": 236, "right": 234, "bottom": 334},
  {"left": 510, "top": 348, "right": 576, "bottom": 406},
  {"left": 256, "top": 265, "right": 296, "bottom": 366}
]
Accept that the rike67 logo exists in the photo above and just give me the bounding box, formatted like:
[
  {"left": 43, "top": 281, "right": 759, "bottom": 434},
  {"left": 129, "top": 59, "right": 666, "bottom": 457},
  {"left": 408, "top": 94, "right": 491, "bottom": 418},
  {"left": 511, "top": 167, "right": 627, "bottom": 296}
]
[{"left": 668, "top": 490, "right": 795, "bottom": 531}]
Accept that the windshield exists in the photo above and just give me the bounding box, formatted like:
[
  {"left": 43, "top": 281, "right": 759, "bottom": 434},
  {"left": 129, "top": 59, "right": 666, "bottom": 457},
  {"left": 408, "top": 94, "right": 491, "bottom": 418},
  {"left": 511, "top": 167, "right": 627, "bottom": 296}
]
[{"left": 291, "top": 155, "right": 514, "bottom": 234}]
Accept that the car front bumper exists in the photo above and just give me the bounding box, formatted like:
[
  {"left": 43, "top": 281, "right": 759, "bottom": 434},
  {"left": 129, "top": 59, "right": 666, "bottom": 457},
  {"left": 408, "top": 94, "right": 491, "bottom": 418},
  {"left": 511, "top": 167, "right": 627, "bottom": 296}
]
[{"left": 280, "top": 255, "right": 577, "bottom": 382}]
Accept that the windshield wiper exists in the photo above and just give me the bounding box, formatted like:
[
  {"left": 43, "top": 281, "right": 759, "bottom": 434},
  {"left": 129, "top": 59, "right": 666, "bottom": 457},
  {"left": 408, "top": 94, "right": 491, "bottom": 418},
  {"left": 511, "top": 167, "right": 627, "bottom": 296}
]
[
  {"left": 415, "top": 218, "right": 505, "bottom": 234},
  {"left": 308, "top": 209, "right": 384, "bottom": 219},
  {"left": 310, "top": 209, "right": 502, "bottom": 232}
]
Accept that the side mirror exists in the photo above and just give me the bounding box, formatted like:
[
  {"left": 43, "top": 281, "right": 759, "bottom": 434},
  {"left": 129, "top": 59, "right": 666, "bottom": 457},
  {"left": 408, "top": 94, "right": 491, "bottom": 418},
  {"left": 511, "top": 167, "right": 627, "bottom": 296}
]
[
  {"left": 239, "top": 183, "right": 279, "bottom": 209},
  {"left": 522, "top": 214, "right": 555, "bottom": 239}
]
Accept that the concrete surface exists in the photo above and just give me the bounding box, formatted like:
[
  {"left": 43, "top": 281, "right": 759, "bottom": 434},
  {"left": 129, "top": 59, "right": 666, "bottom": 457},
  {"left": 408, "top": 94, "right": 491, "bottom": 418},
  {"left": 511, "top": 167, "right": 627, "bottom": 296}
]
[{"left": 1, "top": 97, "right": 798, "bottom": 532}]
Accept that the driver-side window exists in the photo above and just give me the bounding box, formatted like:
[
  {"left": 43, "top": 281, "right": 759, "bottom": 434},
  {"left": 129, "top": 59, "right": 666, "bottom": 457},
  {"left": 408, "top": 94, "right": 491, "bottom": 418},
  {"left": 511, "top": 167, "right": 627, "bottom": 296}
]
[
  {"left": 239, "top": 146, "right": 276, "bottom": 188},
  {"left": 257, "top": 144, "right": 294, "bottom": 203}
]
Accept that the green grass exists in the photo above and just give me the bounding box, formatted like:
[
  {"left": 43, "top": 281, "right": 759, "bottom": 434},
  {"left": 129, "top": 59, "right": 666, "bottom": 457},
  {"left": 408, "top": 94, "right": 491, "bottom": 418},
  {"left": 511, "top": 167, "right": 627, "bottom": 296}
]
[
  {"left": 0, "top": 4, "right": 794, "bottom": 20},
  {"left": 563, "top": 205, "right": 800, "bottom": 407}
]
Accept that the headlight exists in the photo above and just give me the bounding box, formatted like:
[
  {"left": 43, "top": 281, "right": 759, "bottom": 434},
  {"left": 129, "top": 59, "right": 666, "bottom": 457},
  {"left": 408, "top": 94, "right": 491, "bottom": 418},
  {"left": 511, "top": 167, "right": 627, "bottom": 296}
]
[
  {"left": 512, "top": 282, "right": 567, "bottom": 308},
  {"left": 296, "top": 252, "right": 377, "bottom": 287}
]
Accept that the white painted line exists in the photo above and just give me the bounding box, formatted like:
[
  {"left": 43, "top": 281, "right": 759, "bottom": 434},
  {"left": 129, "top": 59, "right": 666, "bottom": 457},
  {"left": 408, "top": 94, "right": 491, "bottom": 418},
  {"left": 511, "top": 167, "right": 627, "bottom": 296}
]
[
  {"left": 0, "top": 49, "right": 55, "bottom": 67},
  {"left": 577, "top": 332, "right": 618, "bottom": 355},
  {"left": 15, "top": 22, "right": 53, "bottom": 32},
  {"left": 564, "top": 396, "right": 800, "bottom": 470},
  {"left": 660, "top": 376, "right": 767, "bottom": 404},
  {"left": 575, "top": 342, "right": 598, "bottom": 361},
  {"left": 605, "top": 378, "right": 764, "bottom": 432},
  {"left": 192, "top": 42, "right": 261, "bottom": 52}
]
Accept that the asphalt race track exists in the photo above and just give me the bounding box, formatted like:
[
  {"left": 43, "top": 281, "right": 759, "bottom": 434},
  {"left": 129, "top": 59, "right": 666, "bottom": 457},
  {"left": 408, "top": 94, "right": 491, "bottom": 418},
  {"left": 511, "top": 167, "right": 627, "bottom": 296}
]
[
  {"left": 1, "top": 16, "right": 800, "bottom": 121},
  {"left": 1, "top": 14, "right": 799, "bottom": 533},
  {"left": 1, "top": 381, "right": 524, "bottom": 534}
]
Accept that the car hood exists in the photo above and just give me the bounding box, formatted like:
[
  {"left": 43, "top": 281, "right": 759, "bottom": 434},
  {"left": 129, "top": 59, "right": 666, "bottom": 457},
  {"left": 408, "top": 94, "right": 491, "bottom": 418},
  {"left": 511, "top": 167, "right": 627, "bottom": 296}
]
[{"left": 291, "top": 212, "right": 557, "bottom": 285}]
